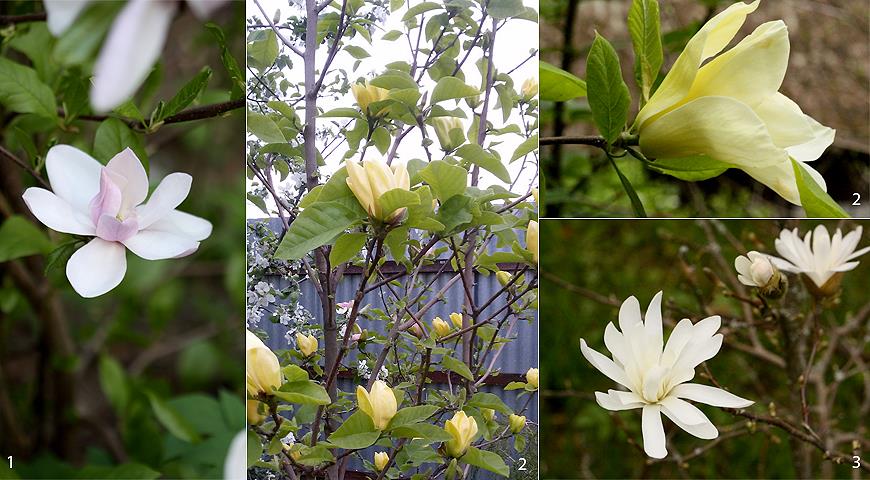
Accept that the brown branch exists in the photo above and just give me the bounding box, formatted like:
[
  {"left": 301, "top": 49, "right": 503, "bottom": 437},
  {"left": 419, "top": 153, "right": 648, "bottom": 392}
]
[
  {"left": 540, "top": 135, "right": 607, "bottom": 147},
  {"left": 0, "top": 13, "right": 46, "bottom": 25},
  {"left": 60, "top": 98, "right": 243, "bottom": 129},
  {"left": 0, "top": 145, "right": 49, "bottom": 188}
]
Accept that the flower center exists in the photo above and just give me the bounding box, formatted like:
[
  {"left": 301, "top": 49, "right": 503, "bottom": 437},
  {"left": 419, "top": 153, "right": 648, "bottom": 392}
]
[{"left": 89, "top": 168, "right": 139, "bottom": 242}]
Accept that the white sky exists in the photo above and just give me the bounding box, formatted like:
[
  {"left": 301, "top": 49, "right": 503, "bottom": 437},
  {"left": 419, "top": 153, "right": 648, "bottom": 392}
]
[{"left": 246, "top": 0, "right": 539, "bottom": 217}]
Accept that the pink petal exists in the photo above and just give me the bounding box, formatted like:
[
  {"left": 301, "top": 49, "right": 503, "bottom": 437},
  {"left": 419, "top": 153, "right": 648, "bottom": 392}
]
[
  {"left": 106, "top": 148, "right": 149, "bottom": 209},
  {"left": 95, "top": 214, "right": 139, "bottom": 242},
  {"left": 89, "top": 169, "right": 123, "bottom": 225}
]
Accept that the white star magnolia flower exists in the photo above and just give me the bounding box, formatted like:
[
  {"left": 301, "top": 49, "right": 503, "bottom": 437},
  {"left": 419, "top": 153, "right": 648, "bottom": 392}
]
[
  {"left": 43, "top": 0, "right": 228, "bottom": 112},
  {"left": 734, "top": 251, "right": 775, "bottom": 287},
  {"left": 22, "top": 145, "right": 212, "bottom": 298},
  {"left": 769, "top": 225, "right": 869, "bottom": 288},
  {"left": 580, "top": 291, "right": 753, "bottom": 459}
]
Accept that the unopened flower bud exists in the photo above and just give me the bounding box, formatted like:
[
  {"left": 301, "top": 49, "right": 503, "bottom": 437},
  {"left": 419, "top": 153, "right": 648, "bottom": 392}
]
[
  {"left": 432, "top": 317, "right": 451, "bottom": 338},
  {"left": 508, "top": 414, "right": 526, "bottom": 434},
  {"left": 449, "top": 312, "right": 464, "bottom": 329},
  {"left": 246, "top": 399, "right": 266, "bottom": 425},
  {"left": 481, "top": 408, "right": 495, "bottom": 422},
  {"left": 432, "top": 117, "right": 465, "bottom": 152},
  {"left": 520, "top": 77, "right": 538, "bottom": 101},
  {"left": 525, "top": 368, "right": 538, "bottom": 389},
  {"left": 374, "top": 451, "right": 389, "bottom": 472},
  {"left": 295, "top": 332, "right": 318, "bottom": 357},
  {"left": 351, "top": 81, "right": 389, "bottom": 117},
  {"left": 496, "top": 271, "right": 513, "bottom": 288},
  {"left": 445, "top": 411, "right": 478, "bottom": 458}
]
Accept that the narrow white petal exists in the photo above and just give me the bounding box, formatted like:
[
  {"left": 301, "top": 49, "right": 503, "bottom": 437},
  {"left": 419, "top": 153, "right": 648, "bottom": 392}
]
[
  {"left": 618, "top": 295, "right": 642, "bottom": 332},
  {"left": 186, "top": 0, "right": 230, "bottom": 19},
  {"left": 66, "top": 238, "right": 127, "bottom": 298},
  {"left": 603, "top": 322, "right": 629, "bottom": 366},
  {"left": 595, "top": 391, "right": 644, "bottom": 411},
  {"left": 644, "top": 291, "right": 664, "bottom": 358},
  {"left": 22, "top": 188, "right": 95, "bottom": 235},
  {"left": 90, "top": 0, "right": 177, "bottom": 112},
  {"left": 44, "top": 0, "right": 92, "bottom": 36},
  {"left": 670, "top": 383, "right": 754, "bottom": 408},
  {"left": 641, "top": 405, "right": 668, "bottom": 459},
  {"left": 580, "top": 339, "right": 631, "bottom": 388},
  {"left": 135, "top": 173, "right": 193, "bottom": 229},
  {"left": 123, "top": 230, "right": 200, "bottom": 260},
  {"left": 45, "top": 145, "right": 103, "bottom": 213},
  {"left": 660, "top": 399, "right": 719, "bottom": 440},
  {"left": 659, "top": 396, "right": 707, "bottom": 426},
  {"left": 661, "top": 318, "right": 694, "bottom": 368}
]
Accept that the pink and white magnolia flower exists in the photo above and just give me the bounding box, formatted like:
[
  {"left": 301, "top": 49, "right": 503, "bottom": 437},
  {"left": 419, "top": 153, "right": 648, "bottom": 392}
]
[
  {"left": 580, "top": 291, "right": 753, "bottom": 459},
  {"left": 43, "top": 0, "right": 228, "bottom": 112},
  {"left": 22, "top": 145, "right": 212, "bottom": 298}
]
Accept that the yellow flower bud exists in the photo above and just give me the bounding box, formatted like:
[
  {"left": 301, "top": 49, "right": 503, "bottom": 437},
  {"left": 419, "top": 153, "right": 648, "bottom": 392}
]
[
  {"left": 409, "top": 322, "right": 424, "bottom": 339},
  {"left": 496, "top": 271, "right": 513, "bottom": 288},
  {"left": 351, "top": 80, "right": 389, "bottom": 117},
  {"left": 432, "top": 317, "right": 451, "bottom": 338},
  {"left": 432, "top": 117, "right": 464, "bottom": 152},
  {"left": 526, "top": 368, "right": 538, "bottom": 389},
  {"left": 247, "top": 399, "right": 266, "bottom": 425},
  {"left": 295, "top": 332, "right": 318, "bottom": 357},
  {"left": 526, "top": 220, "right": 538, "bottom": 264},
  {"left": 481, "top": 408, "right": 495, "bottom": 422},
  {"left": 508, "top": 414, "right": 526, "bottom": 434},
  {"left": 531, "top": 188, "right": 538, "bottom": 204},
  {"left": 246, "top": 330, "right": 282, "bottom": 396},
  {"left": 520, "top": 77, "right": 538, "bottom": 101},
  {"left": 449, "top": 312, "right": 464, "bottom": 329},
  {"left": 356, "top": 380, "right": 397, "bottom": 430},
  {"left": 345, "top": 158, "right": 411, "bottom": 222},
  {"left": 373, "top": 451, "right": 389, "bottom": 472},
  {"left": 444, "top": 410, "right": 478, "bottom": 458}
]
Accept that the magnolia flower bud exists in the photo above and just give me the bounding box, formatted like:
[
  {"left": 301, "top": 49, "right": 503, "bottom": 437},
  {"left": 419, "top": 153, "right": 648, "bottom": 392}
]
[
  {"left": 246, "top": 330, "right": 282, "bottom": 396},
  {"left": 432, "top": 317, "right": 451, "bottom": 338},
  {"left": 449, "top": 312, "right": 464, "bottom": 329},
  {"left": 295, "top": 332, "right": 318, "bottom": 357},
  {"left": 409, "top": 322, "right": 425, "bottom": 339},
  {"left": 481, "top": 408, "right": 495, "bottom": 422},
  {"left": 735, "top": 251, "right": 786, "bottom": 298},
  {"left": 520, "top": 77, "right": 538, "bottom": 101},
  {"left": 445, "top": 411, "right": 478, "bottom": 458},
  {"left": 373, "top": 452, "right": 389, "bottom": 472},
  {"left": 345, "top": 158, "right": 411, "bottom": 222},
  {"left": 357, "top": 380, "right": 397, "bottom": 430},
  {"left": 496, "top": 270, "right": 513, "bottom": 288},
  {"left": 351, "top": 81, "right": 389, "bottom": 117},
  {"left": 432, "top": 117, "right": 465, "bottom": 152},
  {"left": 246, "top": 399, "right": 266, "bottom": 425},
  {"left": 525, "top": 368, "right": 538, "bottom": 389},
  {"left": 526, "top": 220, "right": 538, "bottom": 264},
  {"left": 508, "top": 414, "right": 526, "bottom": 434},
  {"left": 531, "top": 188, "right": 538, "bottom": 204}
]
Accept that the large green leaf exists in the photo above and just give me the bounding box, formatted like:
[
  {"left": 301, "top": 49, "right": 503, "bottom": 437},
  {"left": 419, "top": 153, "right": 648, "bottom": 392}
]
[
  {"left": 273, "top": 380, "right": 331, "bottom": 405},
  {"left": 539, "top": 61, "right": 586, "bottom": 102},
  {"left": 467, "top": 392, "right": 512, "bottom": 415},
  {"left": 792, "top": 159, "right": 848, "bottom": 218},
  {"left": 0, "top": 58, "right": 58, "bottom": 121},
  {"left": 94, "top": 118, "right": 148, "bottom": 168},
  {"left": 435, "top": 195, "right": 474, "bottom": 232},
  {"left": 378, "top": 188, "right": 421, "bottom": 219},
  {"left": 441, "top": 355, "right": 474, "bottom": 381},
  {"left": 98, "top": 355, "right": 129, "bottom": 415},
  {"left": 646, "top": 155, "right": 730, "bottom": 181},
  {"left": 488, "top": 0, "right": 526, "bottom": 19},
  {"left": 402, "top": 2, "right": 442, "bottom": 21},
  {"left": 420, "top": 160, "right": 467, "bottom": 202},
  {"left": 628, "top": 0, "right": 662, "bottom": 103},
  {"left": 461, "top": 447, "right": 509, "bottom": 477},
  {"left": 247, "top": 29, "right": 279, "bottom": 70},
  {"left": 161, "top": 67, "right": 212, "bottom": 120},
  {"left": 147, "top": 393, "right": 201, "bottom": 443},
  {"left": 586, "top": 33, "right": 631, "bottom": 145},
  {"left": 456, "top": 144, "right": 510, "bottom": 183},
  {"left": 390, "top": 423, "right": 452, "bottom": 444},
  {"left": 609, "top": 156, "right": 646, "bottom": 217},
  {"left": 387, "top": 405, "right": 439, "bottom": 430},
  {"left": 274, "top": 201, "right": 364, "bottom": 260},
  {"left": 329, "top": 232, "right": 367, "bottom": 265},
  {"left": 0, "top": 216, "right": 53, "bottom": 262},
  {"left": 327, "top": 411, "right": 380, "bottom": 449},
  {"left": 247, "top": 111, "right": 286, "bottom": 143},
  {"left": 431, "top": 77, "right": 480, "bottom": 104},
  {"left": 510, "top": 135, "right": 538, "bottom": 162}
]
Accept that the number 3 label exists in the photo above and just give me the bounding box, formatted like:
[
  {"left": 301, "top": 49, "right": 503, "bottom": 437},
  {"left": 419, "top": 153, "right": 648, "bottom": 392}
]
[{"left": 854, "top": 456, "right": 861, "bottom": 469}]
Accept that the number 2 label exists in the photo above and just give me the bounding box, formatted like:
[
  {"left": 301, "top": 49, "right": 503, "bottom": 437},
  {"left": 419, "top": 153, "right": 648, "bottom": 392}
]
[{"left": 517, "top": 457, "right": 527, "bottom": 471}]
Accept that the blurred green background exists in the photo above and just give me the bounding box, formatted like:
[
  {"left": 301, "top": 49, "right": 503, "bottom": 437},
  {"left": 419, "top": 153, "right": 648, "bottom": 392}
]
[
  {"left": 539, "top": 219, "right": 868, "bottom": 478},
  {"left": 0, "top": 1, "right": 246, "bottom": 478},
  {"left": 540, "top": 0, "right": 870, "bottom": 217}
]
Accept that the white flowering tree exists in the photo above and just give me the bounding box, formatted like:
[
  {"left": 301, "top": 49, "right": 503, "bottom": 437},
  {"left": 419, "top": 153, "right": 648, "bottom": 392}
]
[
  {"left": 245, "top": 0, "right": 539, "bottom": 478},
  {"left": 0, "top": 2, "right": 245, "bottom": 478}
]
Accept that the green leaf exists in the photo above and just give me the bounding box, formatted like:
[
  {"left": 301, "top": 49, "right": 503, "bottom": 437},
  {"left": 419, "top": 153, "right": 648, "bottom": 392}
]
[
  {"left": 247, "top": 429, "right": 263, "bottom": 466},
  {"left": 98, "top": 355, "right": 128, "bottom": 415},
  {"left": 321, "top": 107, "right": 362, "bottom": 118},
  {"left": 370, "top": 71, "right": 419, "bottom": 90},
  {"left": 161, "top": 67, "right": 212, "bottom": 119},
  {"left": 247, "top": 111, "right": 286, "bottom": 143},
  {"left": 504, "top": 381, "right": 527, "bottom": 391},
  {"left": 327, "top": 411, "right": 380, "bottom": 449},
  {"left": 74, "top": 463, "right": 159, "bottom": 480},
  {"left": 0, "top": 216, "right": 53, "bottom": 262},
  {"left": 510, "top": 135, "right": 538, "bottom": 162},
  {"left": 586, "top": 33, "right": 631, "bottom": 145},
  {"left": 0, "top": 58, "right": 58, "bottom": 121},
  {"left": 467, "top": 392, "right": 512, "bottom": 415},
  {"left": 295, "top": 444, "right": 334, "bottom": 466},
  {"left": 402, "top": 2, "right": 442, "bottom": 21},
  {"left": 53, "top": 2, "right": 119, "bottom": 67},
  {"left": 435, "top": 195, "right": 474, "bottom": 232},
  {"left": 391, "top": 423, "right": 452, "bottom": 444},
  {"left": 441, "top": 355, "right": 474, "bottom": 381},
  {"left": 93, "top": 118, "right": 148, "bottom": 168},
  {"left": 274, "top": 200, "right": 365, "bottom": 260},
  {"left": 206, "top": 23, "right": 245, "bottom": 98},
  {"left": 329, "top": 232, "right": 367, "bottom": 265},
  {"left": 273, "top": 380, "right": 331, "bottom": 405},
  {"left": 646, "top": 155, "right": 729, "bottom": 181},
  {"left": 488, "top": 0, "right": 526, "bottom": 19},
  {"left": 456, "top": 144, "right": 510, "bottom": 183},
  {"left": 387, "top": 405, "right": 439, "bottom": 430},
  {"left": 147, "top": 393, "right": 201, "bottom": 443},
  {"left": 431, "top": 77, "right": 480, "bottom": 104},
  {"left": 378, "top": 188, "right": 421, "bottom": 219},
  {"left": 420, "top": 160, "right": 467, "bottom": 202},
  {"left": 372, "top": 126, "right": 391, "bottom": 154},
  {"left": 382, "top": 30, "right": 403, "bottom": 41},
  {"left": 792, "top": 159, "right": 848, "bottom": 218},
  {"left": 247, "top": 29, "right": 279, "bottom": 70},
  {"left": 628, "top": 0, "right": 663, "bottom": 103},
  {"left": 539, "top": 61, "right": 586, "bottom": 102},
  {"left": 460, "top": 447, "right": 509, "bottom": 477},
  {"left": 344, "top": 45, "right": 370, "bottom": 59},
  {"left": 608, "top": 155, "right": 646, "bottom": 217}
]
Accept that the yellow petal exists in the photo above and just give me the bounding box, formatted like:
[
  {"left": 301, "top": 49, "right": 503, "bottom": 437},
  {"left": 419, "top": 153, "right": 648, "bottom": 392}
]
[
  {"left": 753, "top": 93, "right": 835, "bottom": 161},
  {"left": 741, "top": 158, "right": 826, "bottom": 206},
  {"left": 357, "top": 385, "right": 374, "bottom": 419},
  {"left": 391, "top": 162, "right": 410, "bottom": 190},
  {"left": 345, "top": 162, "right": 375, "bottom": 216}
]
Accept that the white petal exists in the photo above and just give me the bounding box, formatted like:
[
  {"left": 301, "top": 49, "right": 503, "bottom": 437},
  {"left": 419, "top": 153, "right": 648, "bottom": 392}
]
[
  {"left": 660, "top": 398, "right": 719, "bottom": 440},
  {"left": 644, "top": 291, "right": 664, "bottom": 359},
  {"left": 641, "top": 405, "right": 668, "bottom": 459},
  {"left": 90, "top": 0, "right": 177, "bottom": 112},
  {"left": 603, "top": 322, "right": 629, "bottom": 366},
  {"left": 618, "top": 295, "right": 642, "bottom": 332},
  {"left": 223, "top": 429, "right": 247, "bottom": 480},
  {"left": 844, "top": 246, "right": 870, "bottom": 263},
  {"left": 146, "top": 210, "right": 212, "bottom": 241},
  {"left": 670, "top": 383, "right": 754, "bottom": 408},
  {"left": 22, "top": 188, "right": 95, "bottom": 235},
  {"left": 186, "top": 0, "right": 229, "bottom": 19},
  {"left": 45, "top": 145, "right": 103, "bottom": 213},
  {"left": 106, "top": 148, "right": 149, "bottom": 209},
  {"left": 135, "top": 173, "right": 193, "bottom": 229},
  {"left": 595, "top": 391, "right": 644, "bottom": 411},
  {"left": 66, "top": 238, "right": 127, "bottom": 298},
  {"left": 580, "top": 339, "right": 630, "bottom": 388},
  {"left": 661, "top": 318, "right": 694, "bottom": 367},
  {"left": 44, "top": 0, "right": 92, "bottom": 36},
  {"left": 123, "top": 230, "right": 200, "bottom": 260},
  {"left": 734, "top": 255, "right": 751, "bottom": 278}
]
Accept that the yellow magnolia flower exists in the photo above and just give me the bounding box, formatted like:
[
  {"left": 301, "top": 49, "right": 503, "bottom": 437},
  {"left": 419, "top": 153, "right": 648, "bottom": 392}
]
[
  {"left": 246, "top": 399, "right": 266, "bottom": 425},
  {"left": 508, "top": 414, "right": 526, "bottom": 434},
  {"left": 520, "top": 77, "right": 538, "bottom": 101},
  {"left": 431, "top": 317, "right": 451, "bottom": 338},
  {"left": 445, "top": 410, "right": 478, "bottom": 458},
  {"left": 345, "top": 158, "right": 411, "bottom": 222},
  {"left": 496, "top": 270, "right": 513, "bottom": 288},
  {"left": 351, "top": 80, "right": 389, "bottom": 117},
  {"left": 525, "top": 368, "right": 538, "bottom": 389},
  {"left": 449, "top": 312, "right": 464, "bottom": 329},
  {"left": 634, "top": 0, "right": 834, "bottom": 205},
  {"left": 432, "top": 117, "right": 464, "bottom": 152},
  {"left": 531, "top": 188, "right": 538, "bottom": 204},
  {"left": 481, "top": 408, "right": 495, "bottom": 422},
  {"left": 246, "top": 330, "right": 282, "bottom": 396},
  {"left": 526, "top": 220, "right": 538, "bottom": 264},
  {"left": 356, "top": 380, "right": 397, "bottom": 430},
  {"left": 373, "top": 452, "right": 389, "bottom": 472},
  {"left": 295, "top": 332, "right": 318, "bottom": 357}
]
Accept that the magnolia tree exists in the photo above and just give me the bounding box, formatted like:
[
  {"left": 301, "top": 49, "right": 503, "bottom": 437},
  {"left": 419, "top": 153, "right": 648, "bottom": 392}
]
[
  {"left": 245, "top": 0, "right": 539, "bottom": 477},
  {"left": 0, "top": 2, "right": 245, "bottom": 478},
  {"left": 540, "top": 0, "right": 852, "bottom": 218}
]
